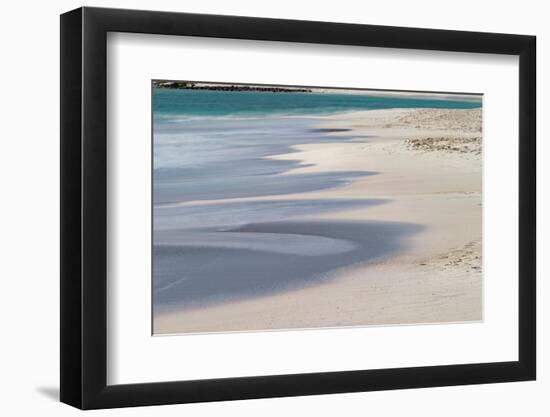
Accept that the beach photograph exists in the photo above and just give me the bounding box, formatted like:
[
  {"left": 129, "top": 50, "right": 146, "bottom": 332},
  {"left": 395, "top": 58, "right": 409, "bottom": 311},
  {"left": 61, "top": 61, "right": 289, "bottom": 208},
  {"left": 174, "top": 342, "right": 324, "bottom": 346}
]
[{"left": 152, "top": 81, "right": 483, "bottom": 335}]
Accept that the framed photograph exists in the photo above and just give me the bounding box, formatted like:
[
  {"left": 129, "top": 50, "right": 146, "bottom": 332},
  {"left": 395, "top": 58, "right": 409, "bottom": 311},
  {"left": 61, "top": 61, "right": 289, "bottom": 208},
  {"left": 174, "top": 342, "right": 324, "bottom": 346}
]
[{"left": 60, "top": 6, "right": 536, "bottom": 409}]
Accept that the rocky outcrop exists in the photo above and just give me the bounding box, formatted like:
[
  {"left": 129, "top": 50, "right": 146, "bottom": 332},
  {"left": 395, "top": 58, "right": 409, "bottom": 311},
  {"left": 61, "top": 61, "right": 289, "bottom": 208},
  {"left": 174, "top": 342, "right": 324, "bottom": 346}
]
[{"left": 153, "top": 80, "right": 312, "bottom": 93}]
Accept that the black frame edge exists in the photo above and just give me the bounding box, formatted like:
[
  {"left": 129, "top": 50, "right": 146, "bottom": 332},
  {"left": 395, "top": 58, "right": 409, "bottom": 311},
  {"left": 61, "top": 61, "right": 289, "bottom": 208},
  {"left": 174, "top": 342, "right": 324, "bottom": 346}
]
[
  {"left": 60, "top": 7, "right": 83, "bottom": 409},
  {"left": 83, "top": 6, "right": 534, "bottom": 54},
  {"left": 60, "top": 6, "right": 537, "bottom": 410},
  {"left": 517, "top": 35, "right": 537, "bottom": 379},
  {"left": 81, "top": 6, "right": 110, "bottom": 409}
]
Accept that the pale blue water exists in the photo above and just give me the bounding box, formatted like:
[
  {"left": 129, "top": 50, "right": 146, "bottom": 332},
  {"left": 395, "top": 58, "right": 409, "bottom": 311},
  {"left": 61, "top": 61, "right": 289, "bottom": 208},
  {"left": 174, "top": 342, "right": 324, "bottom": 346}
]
[{"left": 152, "top": 88, "right": 477, "bottom": 316}]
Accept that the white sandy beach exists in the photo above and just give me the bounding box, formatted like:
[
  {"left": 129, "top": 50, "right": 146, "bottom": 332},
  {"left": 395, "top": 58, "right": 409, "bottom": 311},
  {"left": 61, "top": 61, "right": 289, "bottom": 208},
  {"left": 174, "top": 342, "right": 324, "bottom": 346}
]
[{"left": 154, "top": 108, "right": 482, "bottom": 334}]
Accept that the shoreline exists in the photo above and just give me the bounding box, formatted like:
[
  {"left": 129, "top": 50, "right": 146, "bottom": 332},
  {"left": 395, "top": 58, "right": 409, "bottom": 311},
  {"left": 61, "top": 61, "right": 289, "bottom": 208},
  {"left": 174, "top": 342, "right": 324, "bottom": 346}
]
[{"left": 154, "top": 107, "right": 482, "bottom": 334}]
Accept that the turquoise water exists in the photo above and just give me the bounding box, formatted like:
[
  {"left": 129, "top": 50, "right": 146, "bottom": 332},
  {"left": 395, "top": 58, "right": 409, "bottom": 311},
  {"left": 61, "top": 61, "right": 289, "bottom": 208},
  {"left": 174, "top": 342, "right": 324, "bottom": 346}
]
[{"left": 153, "top": 88, "right": 481, "bottom": 118}]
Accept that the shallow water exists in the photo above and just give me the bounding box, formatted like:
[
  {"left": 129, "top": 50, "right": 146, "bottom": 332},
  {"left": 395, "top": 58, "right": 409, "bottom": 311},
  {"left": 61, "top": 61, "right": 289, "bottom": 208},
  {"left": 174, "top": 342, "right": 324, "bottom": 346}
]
[
  {"left": 154, "top": 116, "right": 372, "bottom": 204},
  {"left": 154, "top": 220, "right": 423, "bottom": 313},
  {"left": 152, "top": 116, "right": 417, "bottom": 313}
]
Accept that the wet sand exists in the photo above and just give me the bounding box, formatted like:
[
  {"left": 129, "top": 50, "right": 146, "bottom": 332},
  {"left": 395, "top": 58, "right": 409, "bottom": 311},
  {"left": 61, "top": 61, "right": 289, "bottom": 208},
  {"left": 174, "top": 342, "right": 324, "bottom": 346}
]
[{"left": 154, "top": 108, "right": 482, "bottom": 334}]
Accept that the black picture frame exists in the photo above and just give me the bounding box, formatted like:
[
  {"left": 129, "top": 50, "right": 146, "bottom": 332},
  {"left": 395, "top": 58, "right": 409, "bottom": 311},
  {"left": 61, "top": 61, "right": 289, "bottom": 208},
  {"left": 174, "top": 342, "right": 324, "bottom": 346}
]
[{"left": 60, "top": 6, "right": 536, "bottom": 410}]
